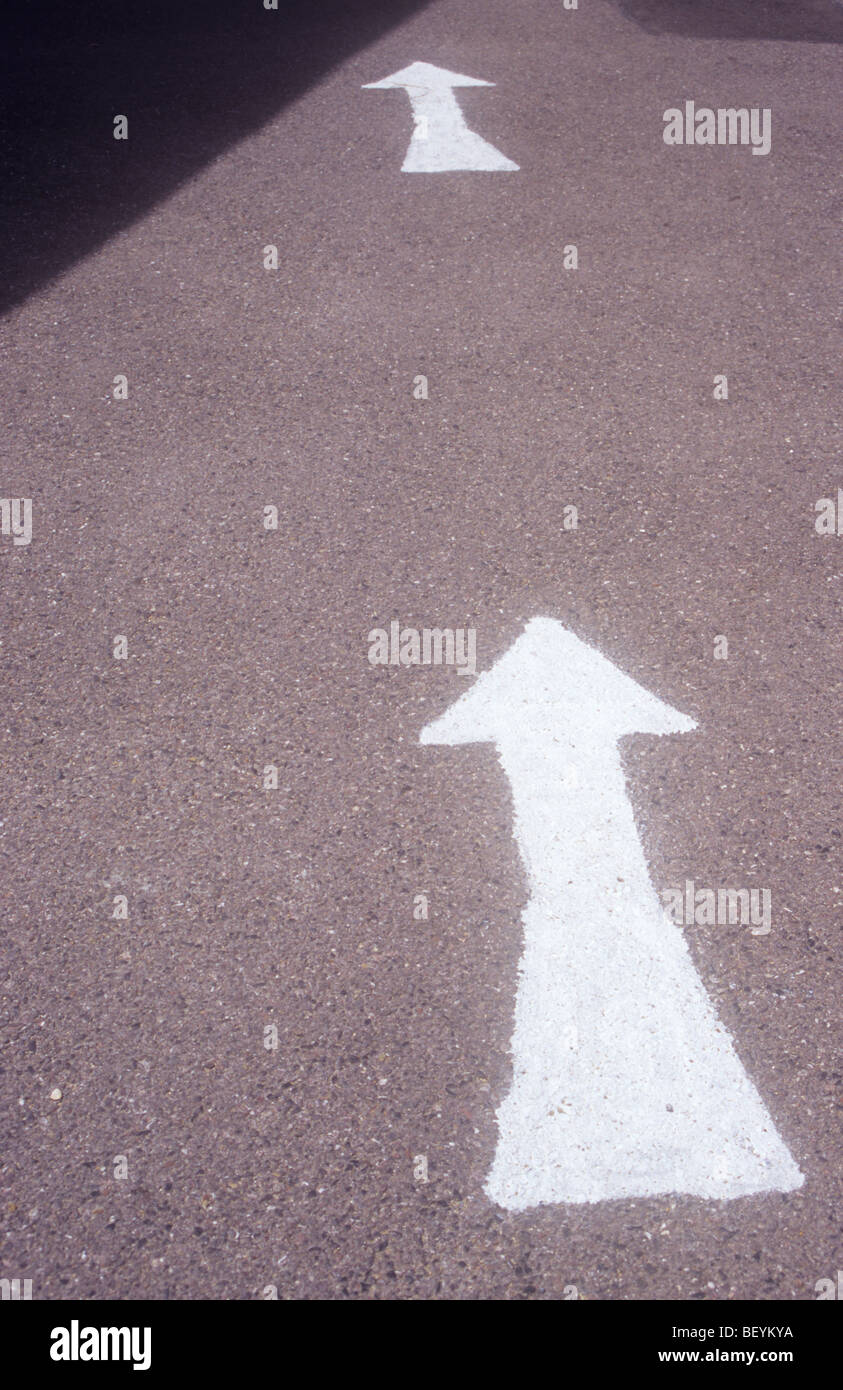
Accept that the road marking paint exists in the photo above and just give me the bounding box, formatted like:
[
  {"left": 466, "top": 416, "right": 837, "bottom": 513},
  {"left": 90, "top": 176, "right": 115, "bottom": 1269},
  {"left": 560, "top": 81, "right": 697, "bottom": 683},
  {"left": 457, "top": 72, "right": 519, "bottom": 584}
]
[
  {"left": 363, "top": 61, "right": 519, "bottom": 173},
  {"left": 421, "top": 617, "right": 803, "bottom": 1209}
]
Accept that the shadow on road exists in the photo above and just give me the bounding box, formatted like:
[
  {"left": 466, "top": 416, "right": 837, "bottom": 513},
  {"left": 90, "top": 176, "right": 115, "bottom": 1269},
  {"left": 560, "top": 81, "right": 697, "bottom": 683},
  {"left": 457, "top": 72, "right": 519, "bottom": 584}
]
[
  {"left": 616, "top": 0, "right": 843, "bottom": 42},
  {"left": 0, "top": 0, "right": 434, "bottom": 317},
  {"left": 3, "top": 1, "right": 840, "bottom": 317}
]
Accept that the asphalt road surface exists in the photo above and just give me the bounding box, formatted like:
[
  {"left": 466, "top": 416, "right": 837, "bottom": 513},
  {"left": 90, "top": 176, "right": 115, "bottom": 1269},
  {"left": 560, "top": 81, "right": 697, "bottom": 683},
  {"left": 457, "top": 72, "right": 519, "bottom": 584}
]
[{"left": 1, "top": 0, "right": 841, "bottom": 1301}]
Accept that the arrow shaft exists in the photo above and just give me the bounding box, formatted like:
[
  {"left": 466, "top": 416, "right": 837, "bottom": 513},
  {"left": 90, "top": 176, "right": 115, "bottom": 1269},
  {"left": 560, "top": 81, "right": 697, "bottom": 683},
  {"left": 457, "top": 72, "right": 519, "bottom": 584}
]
[
  {"left": 500, "top": 737, "right": 653, "bottom": 899},
  {"left": 486, "top": 735, "right": 802, "bottom": 1206},
  {"left": 404, "top": 86, "right": 469, "bottom": 136}
]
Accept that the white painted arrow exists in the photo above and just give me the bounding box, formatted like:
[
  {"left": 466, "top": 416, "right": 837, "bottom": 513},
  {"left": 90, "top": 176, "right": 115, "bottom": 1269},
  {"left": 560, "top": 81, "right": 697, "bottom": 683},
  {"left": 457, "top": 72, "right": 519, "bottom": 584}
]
[
  {"left": 420, "top": 618, "right": 803, "bottom": 1210},
  {"left": 362, "top": 61, "right": 519, "bottom": 173}
]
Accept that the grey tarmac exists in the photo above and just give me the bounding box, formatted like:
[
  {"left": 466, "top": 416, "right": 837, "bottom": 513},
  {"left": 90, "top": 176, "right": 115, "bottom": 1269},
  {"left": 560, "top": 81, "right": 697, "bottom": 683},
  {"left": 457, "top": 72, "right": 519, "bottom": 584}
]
[{"left": 0, "top": 0, "right": 840, "bottom": 1300}]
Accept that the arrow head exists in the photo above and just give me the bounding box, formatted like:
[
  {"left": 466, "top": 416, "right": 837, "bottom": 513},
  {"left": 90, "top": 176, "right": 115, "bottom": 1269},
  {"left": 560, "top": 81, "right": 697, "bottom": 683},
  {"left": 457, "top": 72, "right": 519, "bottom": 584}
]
[
  {"left": 362, "top": 61, "right": 495, "bottom": 91},
  {"left": 420, "top": 618, "right": 697, "bottom": 748}
]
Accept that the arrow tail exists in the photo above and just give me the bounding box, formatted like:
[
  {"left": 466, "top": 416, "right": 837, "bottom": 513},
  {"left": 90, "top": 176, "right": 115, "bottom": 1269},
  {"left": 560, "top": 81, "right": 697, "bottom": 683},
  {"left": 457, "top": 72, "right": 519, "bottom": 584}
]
[
  {"left": 403, "top": 129, "right": 519, "bottom": 173},
  {"left": 485, "top": 893, "right": 803, "bottom": 1209}
]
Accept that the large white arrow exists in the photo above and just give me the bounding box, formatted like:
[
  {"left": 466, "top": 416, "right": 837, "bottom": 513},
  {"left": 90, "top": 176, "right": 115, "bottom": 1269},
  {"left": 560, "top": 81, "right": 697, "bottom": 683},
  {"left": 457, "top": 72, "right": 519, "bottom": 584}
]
[
  {"left": 362, "top": 61, "right": 519, "bottom": 173},
  {"left": 420, "top": 618, "right": 803, "bottom": 1209}
]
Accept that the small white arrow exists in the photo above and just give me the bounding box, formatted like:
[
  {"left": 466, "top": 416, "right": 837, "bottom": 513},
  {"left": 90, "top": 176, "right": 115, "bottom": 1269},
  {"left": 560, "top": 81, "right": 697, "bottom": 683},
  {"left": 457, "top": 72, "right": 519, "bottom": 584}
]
[
  {"left": 362, "top": 61, "right": 519, "bottom": 173},
  {"left": 421, "top": 618, "right": 803, "bottom": 1209}
]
